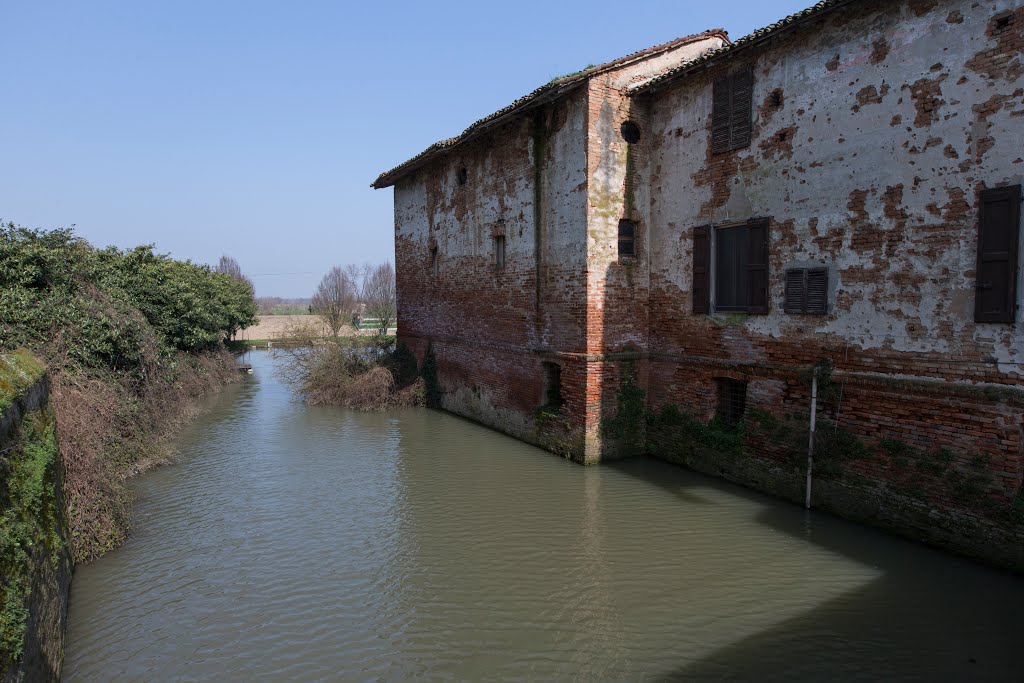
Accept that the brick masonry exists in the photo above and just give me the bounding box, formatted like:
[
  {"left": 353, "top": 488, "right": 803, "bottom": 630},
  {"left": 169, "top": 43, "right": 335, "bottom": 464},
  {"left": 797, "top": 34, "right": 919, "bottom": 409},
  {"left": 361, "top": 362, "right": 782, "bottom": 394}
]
[{"left": 380, "top": 0, "right": 1024, "bottom": 571}]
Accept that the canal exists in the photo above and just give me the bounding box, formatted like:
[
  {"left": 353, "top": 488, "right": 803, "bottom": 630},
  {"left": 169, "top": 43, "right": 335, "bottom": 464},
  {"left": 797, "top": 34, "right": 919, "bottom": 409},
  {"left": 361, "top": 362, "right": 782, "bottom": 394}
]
[{"left": 64, "top": 351, "right": 1024, "bottom": 681}]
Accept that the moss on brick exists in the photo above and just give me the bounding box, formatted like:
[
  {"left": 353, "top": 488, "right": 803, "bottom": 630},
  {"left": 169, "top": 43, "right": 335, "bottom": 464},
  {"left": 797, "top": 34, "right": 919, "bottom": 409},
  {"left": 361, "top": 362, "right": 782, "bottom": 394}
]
[
  {"left": 0, "top": 350, "right": 45, "bottom": 416},
  {"left": 0, "top": 408, "right": 62, "bottom": 670}
]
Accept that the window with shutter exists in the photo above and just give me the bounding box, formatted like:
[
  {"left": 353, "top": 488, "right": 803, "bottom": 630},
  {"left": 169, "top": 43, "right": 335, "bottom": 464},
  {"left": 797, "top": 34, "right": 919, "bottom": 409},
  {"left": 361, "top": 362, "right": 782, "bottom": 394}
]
[
  {"left": 693, "top": 225, "right": 711, "bottom": 314},
  {"left": 784, "top": 267, "right": 829, "bottom": 315},
  {"left": 709, "top": 219, "right": 770, "bottom": 315},
  {"left": 784, "top": 269, "right": 806, "bottom": 314},
  {"left": 711, "top": 68, "right": 754, "bottom": 154},
  {"left": 716, "top": 225, "right": 747, "bottom": 311},
  {"left": 975, "top": 185, "right": 1020, "bottom": 323},
  {"left": 806, "top": 268, "right": 828, "bottom": 314},
  {"left": 730, "top": 69, "right": 753, "bottom": 150},
  {"left": 746, "top": 219, "right": 769, "bottom": 314}
]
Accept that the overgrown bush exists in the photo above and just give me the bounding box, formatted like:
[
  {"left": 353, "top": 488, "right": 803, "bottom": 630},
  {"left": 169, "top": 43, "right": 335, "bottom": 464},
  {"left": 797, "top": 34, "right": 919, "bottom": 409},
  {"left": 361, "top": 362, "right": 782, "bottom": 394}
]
[
  {"left": 273, "top": 322, "right": 422, "bottom": 410},
  {"left": 0, "top": 223, "right": 257, "bottom": 562}
]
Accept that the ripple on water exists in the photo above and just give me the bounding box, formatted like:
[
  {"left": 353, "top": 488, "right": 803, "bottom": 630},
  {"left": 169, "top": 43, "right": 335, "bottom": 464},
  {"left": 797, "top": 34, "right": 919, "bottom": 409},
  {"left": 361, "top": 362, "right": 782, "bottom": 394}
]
[{"left": 64, "top": 351, "right": 1024, "bottom": 681}]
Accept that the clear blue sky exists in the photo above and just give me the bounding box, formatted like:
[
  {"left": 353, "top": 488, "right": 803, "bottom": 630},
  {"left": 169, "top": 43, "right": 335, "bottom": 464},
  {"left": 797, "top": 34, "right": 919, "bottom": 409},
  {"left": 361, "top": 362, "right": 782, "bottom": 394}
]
[{"left": 1, "top": 1, "right": 811, "bottom": 298}]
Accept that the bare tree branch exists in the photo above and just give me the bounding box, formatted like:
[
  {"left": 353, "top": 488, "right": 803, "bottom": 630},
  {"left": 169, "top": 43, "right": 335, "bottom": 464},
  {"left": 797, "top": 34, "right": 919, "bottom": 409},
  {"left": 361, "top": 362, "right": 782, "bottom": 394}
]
[
  {"left": 364, "top": 262, "right": 397, "bottom": 335},
  {"left": 311, "top": 266, "right": 356, "bottom": 337}
]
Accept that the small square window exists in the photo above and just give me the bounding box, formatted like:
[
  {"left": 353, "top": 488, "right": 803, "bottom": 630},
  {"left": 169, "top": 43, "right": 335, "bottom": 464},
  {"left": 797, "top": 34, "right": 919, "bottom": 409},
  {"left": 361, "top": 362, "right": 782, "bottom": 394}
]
[
  {"left": 618, "top": 219, "right": 636, "bottom": 258},
  {"left": 542, "top": 362, "right": 563, "bottom": 410},
  {"left": 494, "top": 235, "right": 506, "bottom": 269},
  {"left": 784, "top": 267, "right": 829, "bottom": 315},
  {"left": 715, "top": 378, "right": 747, "bottom": 426}
]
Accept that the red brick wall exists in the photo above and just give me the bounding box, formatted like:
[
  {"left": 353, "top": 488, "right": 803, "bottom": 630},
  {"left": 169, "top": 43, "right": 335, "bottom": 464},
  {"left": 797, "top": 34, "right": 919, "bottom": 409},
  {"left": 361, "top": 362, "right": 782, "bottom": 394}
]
[{"left": 393, "top": 91, "right": 593, "bottom": 457}]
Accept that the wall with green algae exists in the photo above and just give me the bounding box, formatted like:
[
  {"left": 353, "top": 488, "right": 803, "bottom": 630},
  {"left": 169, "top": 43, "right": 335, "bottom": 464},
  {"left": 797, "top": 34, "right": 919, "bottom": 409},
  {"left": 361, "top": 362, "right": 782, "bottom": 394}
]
[
  {"left": 602, "top": 371, "right": 1024, "bottom": 574},
  {"left": 0, "top": 351, "right": 72, "bottom": 683}
]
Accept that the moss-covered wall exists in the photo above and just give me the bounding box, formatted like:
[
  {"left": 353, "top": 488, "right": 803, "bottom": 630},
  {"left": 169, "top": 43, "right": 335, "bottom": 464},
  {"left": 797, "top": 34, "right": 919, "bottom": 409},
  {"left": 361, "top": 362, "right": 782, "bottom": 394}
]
[
  {"left": 0, "top": 351, "right": 72, "bottom": 683},
  {"left": 601, "top": 364, "right": 1024, "bottom": 574}
]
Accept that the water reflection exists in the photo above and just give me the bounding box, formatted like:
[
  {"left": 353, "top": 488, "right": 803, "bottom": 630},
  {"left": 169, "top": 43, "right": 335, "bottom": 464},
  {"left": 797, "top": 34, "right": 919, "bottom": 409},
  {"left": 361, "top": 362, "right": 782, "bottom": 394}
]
[{"left": 64, "top": 351, "right": 1024, "bottom": 681}]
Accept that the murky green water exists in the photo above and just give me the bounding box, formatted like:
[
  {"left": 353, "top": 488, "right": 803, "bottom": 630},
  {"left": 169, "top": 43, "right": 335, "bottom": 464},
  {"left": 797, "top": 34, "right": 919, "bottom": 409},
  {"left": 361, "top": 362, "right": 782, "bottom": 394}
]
[{"left": 64, "top": 351, "right": 1024, "bottom": 681}]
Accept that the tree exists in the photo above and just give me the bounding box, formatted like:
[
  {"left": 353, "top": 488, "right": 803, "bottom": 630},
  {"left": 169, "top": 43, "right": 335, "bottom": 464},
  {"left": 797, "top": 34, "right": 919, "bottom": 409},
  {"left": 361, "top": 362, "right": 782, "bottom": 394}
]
[
  {"left": 213, "top": 254, "right": 256, "bottom": 340},
  {"left": 363, "top": 262, "right": 397, "bottom": 335},
  {"left": 215, "top": 254, "right": 252, "bottom": 286},
  {"left": 311, "top": 266, "right": 356, "bottom": 337}
]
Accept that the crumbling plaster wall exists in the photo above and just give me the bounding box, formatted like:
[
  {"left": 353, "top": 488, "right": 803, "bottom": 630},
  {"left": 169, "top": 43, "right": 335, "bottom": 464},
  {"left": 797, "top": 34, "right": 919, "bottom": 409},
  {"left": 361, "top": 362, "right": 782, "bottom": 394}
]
[
  {"left": 627, "top": 0, "right": 1024, "bottom": 569},
  {"left": 393, "top": 90, "right": 592, "bottom": 451},
  {"left": 640, "top": 0, "right": 1024, "bottom": 379},
  {"left": 585, "top": 35, "right": 729, "bottom": 356},
  {"left": 581, "top": 35, "right": 729, "bottom": 454}
]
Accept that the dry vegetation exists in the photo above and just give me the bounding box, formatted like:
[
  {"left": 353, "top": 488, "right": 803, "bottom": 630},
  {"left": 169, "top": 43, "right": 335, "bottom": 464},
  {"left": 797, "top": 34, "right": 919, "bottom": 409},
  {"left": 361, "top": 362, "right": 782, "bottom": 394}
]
[
  {"left": 273, "top": 319, "right": 422, "bottom": 410},
  {"left": 1, "top": 225, "right": 256, "bottom": 562},
  {"left": 49, "top": 349, "right": 241, "bottom": 558}
]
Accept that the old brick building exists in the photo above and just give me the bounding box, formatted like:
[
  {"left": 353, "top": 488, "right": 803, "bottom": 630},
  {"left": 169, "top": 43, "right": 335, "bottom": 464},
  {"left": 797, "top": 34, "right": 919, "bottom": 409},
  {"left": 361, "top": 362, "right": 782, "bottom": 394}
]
[{"left": 374, "top": 0, "right": 1024, "bottom": 570}]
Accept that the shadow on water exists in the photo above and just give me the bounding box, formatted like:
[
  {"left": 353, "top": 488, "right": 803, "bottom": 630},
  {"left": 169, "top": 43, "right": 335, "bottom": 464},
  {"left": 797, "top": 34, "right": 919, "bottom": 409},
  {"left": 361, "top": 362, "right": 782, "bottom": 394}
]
[
  {"left": 66, "top": 350, "right": 1024, "bottom": 681},
  {"left": 604, "top": 457, "right": 1024, "bottom": 681}
]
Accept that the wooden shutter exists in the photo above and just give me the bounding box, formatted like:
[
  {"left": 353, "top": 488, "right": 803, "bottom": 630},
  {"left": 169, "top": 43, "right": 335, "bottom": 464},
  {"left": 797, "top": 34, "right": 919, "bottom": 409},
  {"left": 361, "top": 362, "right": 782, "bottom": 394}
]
[
  {"left": 711, "top": 77, "right": 731, "bottom": 154},
  {"left": 730, "top": 69, "right": 754, "bottom": 150},
  {"left": 806, "top": 268, "right": 828, "bottom": 314},
  {"left": 746, "top": 218, "right": 769, "bottom": 314},
  {"left": 693, "top": 225, "right": 711, "bottom": 314},
  {"left": 784, "top": 269, "right": 806, "bottom": 314},
  {"left": 975, "top": 185, "right": 1020, "bottom": 323}
]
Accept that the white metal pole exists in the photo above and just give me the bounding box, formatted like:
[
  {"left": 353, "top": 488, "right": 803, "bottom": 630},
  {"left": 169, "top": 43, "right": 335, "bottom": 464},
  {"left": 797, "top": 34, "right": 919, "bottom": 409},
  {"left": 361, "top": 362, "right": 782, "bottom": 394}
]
[{"left": 805, "top": 372, "right": 818, "bottom": 510}]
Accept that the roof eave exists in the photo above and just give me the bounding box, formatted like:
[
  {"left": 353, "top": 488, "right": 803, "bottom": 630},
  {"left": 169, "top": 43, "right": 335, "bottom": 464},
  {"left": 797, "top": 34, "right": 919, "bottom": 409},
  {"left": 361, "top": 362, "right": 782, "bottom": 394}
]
[
  {"left": 371, "top": 29, "right": 730, "bottom": 189},
  {"left": 629, "top": 0, "right": 860, "bottom": 97},
  {"left": 371, "top": 80, "right": 586, "bottom": 189}
]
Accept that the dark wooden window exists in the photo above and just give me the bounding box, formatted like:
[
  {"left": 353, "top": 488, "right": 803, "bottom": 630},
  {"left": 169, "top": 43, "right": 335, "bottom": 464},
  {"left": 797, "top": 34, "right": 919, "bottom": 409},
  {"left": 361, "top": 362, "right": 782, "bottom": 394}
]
[
  {"left": 494, "top": 235, "right": 506, "bottom": 269},
  {"left": 975, "top": 185, "right": 1020, "bottom": 323},
  {"left": 618, "top": 219, "right": 636, "bottom": 258},
  {"left": 715, "top": 378, "right": 747, "bottom": 426},
  {"left": 715, "top": 225, "right": 748, "bottom": 311},
  {"left": 711, "top": 219, "right": 769, "bottom": 314},
  {"left": 712, "top": 68, "right": 753, "bottom": 154},
  {"left": 784, "top": 267, "right": 829, "bottom": 315}
]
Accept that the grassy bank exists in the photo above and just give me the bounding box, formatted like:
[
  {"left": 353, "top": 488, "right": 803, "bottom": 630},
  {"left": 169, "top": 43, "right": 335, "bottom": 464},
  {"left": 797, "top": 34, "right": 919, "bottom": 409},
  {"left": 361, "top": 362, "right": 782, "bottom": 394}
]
[{"left": 0, "top": 224, "right": 257, "bottom": 562}]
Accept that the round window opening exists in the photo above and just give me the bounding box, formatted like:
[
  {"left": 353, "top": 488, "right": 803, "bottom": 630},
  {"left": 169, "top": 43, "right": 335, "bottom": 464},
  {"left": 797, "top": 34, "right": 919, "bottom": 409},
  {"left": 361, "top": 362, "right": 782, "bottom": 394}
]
[{"left": 620, "top": 121, "right": 642, "bottom": 144}]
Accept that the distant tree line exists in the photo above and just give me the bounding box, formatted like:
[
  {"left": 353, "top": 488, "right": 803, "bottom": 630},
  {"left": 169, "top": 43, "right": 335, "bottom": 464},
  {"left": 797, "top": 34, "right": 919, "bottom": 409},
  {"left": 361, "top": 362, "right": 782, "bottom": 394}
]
[{"left": 255, "top": 296, "right": 313, "bottom": 315}]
